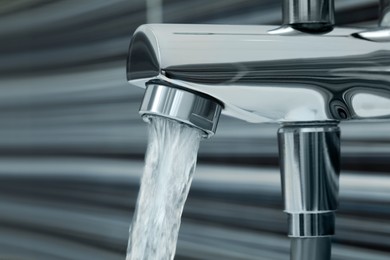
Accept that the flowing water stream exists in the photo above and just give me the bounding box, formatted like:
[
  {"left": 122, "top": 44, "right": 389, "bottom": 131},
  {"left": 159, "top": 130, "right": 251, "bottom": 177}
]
[{"left": 126, "top": 116, "right": 202, "bottom": 260}]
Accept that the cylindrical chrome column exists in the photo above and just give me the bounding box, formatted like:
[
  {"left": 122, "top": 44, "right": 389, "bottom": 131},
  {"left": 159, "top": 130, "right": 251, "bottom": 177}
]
[
  {"left": 139, "top": 83, "right": 222, "bottom": 138},
  {"left": 291, "top": 237, "right": 332, "bottom": 260},
  {"left": 278, "top": 123, "right": 340, "bottom": 237},
  {"left": 380, "top": 0, "right": 390, "bottom": 27},
  {"left": 283, "top": 0, "right": 335, "bottom": 32}
]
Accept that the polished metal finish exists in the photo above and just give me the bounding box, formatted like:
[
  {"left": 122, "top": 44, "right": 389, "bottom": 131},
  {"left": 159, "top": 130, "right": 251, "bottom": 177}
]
[
  {"left": 356, "top": 0, "right": 390, "bottom": 42},
  {"left": 380, "top": 0, "right": 390, "bottom": 26},
  {"left": 278, "top": 124, "right": 340, "bottom": 237},
  {"left": 291, "top": 237, "right": 331, "bottom": 260},
  {"left": 282, "top": 0, "right": 335, "bottom": 32},
  {"left": 127, "top": 24, "right": 390, "bottom": 124},
  {"left": 353, "top": 27, "right": 390, "bottom": 42},
  {"left": 289, "top": 213, "right": 335, "bottom": 237},
  {"left": 139, "top": 84, "right": 222, "bottom": 138}
]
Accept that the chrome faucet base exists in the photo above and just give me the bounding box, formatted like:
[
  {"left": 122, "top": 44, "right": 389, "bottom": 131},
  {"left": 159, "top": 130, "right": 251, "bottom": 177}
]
[
  {"left": 291, "top": 237, "right": 332, "bottom": 260},
  {"left": 288, "top": 213, "right": 335, "bottom": 237},
  {"left": 278, "top": 124, "right": 340, "bottom": 238}
]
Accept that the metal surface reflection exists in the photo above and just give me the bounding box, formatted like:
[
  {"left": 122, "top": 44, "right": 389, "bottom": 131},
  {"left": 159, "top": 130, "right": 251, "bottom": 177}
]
[
  {"left": 278, "top": 124, "right": 340, "bottom": 237},
  {"left": 140, "top": 84, "right": 222, "bottom": 137},
  {"left": 291, "top": 237, "right": 332, "bottom": 260},
  {"left": 127, "top": 24, "right": 390, "bottom": 123},
  {"left": 282, "top": 0, "right": 335, "bottom": 33},
  {"left": 353, "top": 27, "right": 390, "bottom": 42},
  {"left": 380, "top": 0, "right": 390, "bottom": 26}
]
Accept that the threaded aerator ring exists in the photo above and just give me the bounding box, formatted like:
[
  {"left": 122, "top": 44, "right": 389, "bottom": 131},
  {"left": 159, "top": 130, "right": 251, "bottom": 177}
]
[{"left": 139, "top": 84, "right": 222, "bottom": 138}]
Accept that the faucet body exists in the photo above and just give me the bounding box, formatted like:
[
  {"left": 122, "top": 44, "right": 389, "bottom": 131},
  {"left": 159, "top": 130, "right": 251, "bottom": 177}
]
[
  {"left": 127, "top": 2, "right": 390, "bottom": 259},
  {"left": 128, "top": 24, "right": 390, "bottom": 124}
]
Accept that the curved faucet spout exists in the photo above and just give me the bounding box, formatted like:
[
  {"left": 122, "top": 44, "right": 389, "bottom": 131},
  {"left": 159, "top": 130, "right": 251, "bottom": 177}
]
[{"left": 127, "top": 24, "right": 390, "bottom": 124}]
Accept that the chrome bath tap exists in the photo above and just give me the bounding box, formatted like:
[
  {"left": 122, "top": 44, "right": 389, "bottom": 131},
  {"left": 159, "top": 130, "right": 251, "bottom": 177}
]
[{"left": 127, "top": 0, "right": 390, "bottom": 259}]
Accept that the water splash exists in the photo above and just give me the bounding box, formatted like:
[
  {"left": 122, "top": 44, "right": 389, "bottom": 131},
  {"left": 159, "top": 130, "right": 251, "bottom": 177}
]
[{"left": 126, "top": 116, "right": 201, "bottom": 260}]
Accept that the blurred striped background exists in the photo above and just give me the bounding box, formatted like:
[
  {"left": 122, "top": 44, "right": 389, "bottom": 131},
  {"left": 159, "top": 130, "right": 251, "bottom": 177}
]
[{"left": 0, "top": 0, "right": 389, "bottom": 259}]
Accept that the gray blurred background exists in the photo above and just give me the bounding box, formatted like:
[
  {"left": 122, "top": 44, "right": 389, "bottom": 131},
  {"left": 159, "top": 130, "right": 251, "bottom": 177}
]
[{"left": 0, "top": 0, "right": 389, "bottom": 259}]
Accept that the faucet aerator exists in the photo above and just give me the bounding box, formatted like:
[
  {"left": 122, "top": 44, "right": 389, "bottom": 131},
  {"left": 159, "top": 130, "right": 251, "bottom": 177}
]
[{"left": 139, "top": 83, "right": 222, "bottom": 138}]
